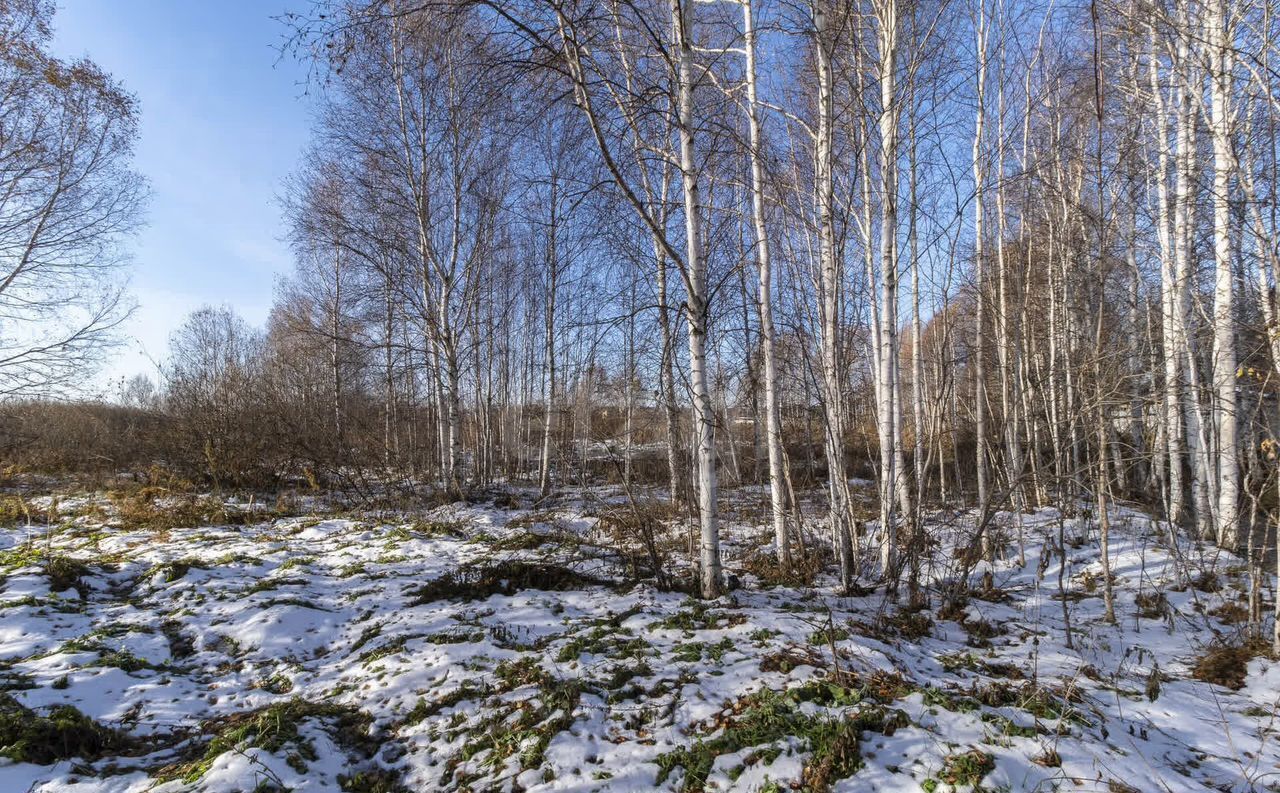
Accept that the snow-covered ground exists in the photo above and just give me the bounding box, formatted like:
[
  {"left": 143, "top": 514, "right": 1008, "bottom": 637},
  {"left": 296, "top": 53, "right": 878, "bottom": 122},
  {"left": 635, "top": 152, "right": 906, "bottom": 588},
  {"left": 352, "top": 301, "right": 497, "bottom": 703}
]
[{"left": 0, "top": 486, "right": 1277, "bottom": 792}]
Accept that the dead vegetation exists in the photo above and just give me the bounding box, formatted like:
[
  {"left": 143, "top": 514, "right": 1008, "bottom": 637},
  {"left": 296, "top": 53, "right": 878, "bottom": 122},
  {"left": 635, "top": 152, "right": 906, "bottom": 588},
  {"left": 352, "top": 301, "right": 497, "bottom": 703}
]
[
  {"left": 407, "top": 560, "right": 608, "bottom": 604},
  {"left": 1192, "top": 640, "right": 1271, "bottom": 690}
]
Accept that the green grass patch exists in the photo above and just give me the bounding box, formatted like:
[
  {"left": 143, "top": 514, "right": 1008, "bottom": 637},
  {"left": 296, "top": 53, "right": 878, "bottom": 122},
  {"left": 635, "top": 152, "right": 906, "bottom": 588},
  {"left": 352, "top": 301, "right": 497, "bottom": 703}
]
[
  {"left": 0, "top": 693, "right": 136, "bottom": 764},
  {"left": 654, "top": 687, "right": 890, "bottom": 792},
  {"left": 158, "top": 699, "right": 375, "bottom": 784}
]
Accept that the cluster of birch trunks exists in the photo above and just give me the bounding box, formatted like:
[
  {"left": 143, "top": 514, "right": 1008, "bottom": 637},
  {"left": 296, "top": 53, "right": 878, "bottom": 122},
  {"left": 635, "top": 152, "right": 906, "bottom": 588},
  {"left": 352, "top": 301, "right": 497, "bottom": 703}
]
[{"left": 216, "top": 0, "right": 1280, "bottom": 639}]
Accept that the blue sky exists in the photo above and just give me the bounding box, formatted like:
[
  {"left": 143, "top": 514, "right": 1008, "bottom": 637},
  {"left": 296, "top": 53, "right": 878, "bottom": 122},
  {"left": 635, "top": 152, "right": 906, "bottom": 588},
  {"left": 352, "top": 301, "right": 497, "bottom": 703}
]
[{"left": 49, "top": 0, "right": 313, "bottom": 392}]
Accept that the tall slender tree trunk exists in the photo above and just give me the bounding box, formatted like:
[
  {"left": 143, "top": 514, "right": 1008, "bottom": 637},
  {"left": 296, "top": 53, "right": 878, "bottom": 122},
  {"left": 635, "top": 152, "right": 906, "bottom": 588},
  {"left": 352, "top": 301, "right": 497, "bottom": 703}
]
[
  {"left": 1148, "top": 26, "right": 1185, "bottom": 525},
  {"left": 1173, "top": 14, "right": 1214, "bottom": 537},
  {"left": 972, "top": 0, "right": 992, "bottom": 557},
  {"left": 815, "top": 0, "right": 856, "bottom": 589},
  {"left": 655, "top": 243, "right": 682, "bottom": 506},
  {"left": 875, "top": 0, "right": 905, "bottom": 577},
  {"left": 743, "top": 0, "right": 790, "bottom": 568},
  {"left": 1208, "top": 0, "right": 1239, "bottom": 549},
  {"left": 909, "top": 110, "right": 925, "bottom": 530},
  {"left": 539, "top": 186, "right": 559, "bottom": 497},
  {"left": 331, "top": 240, "right": 344, "bottom": 460},
  {"left": 672, "top": 0, "right": 720, "bottom": 598}
]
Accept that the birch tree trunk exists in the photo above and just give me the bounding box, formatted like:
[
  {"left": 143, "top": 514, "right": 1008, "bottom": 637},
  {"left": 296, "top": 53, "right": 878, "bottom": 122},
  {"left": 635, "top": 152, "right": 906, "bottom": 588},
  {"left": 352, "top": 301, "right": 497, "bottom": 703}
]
[
  {"left": 672, "top": 0, "right": 721, "bottom": 598},
  {"left": 814, "top": 0, "right": 856, "bottom": 589},
  {"left": 1173, "top": 10, "right": 1214, "bottom": 537},
  {"left": 874, "top": 0, "right": 905, "bottom": 576},
  {"left": 1207, "top": 0, "right": 1239, "bottom": 549},
  {"left": 1148, "top": 25, "right": 1185, "bottom": 526},
  {"left": 972, "top": 0, "right": 992, "bottom": 552},
  {"left": 743, "top": 0, "right": 790, "bottom": 568},
  {"left": 909, "top": 108, "right": 925, "bottom": 529}
]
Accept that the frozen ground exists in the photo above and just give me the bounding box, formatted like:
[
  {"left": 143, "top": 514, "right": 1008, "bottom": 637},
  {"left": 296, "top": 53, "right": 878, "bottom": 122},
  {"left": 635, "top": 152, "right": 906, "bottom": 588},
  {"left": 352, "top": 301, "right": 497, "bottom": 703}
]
[{"left": 0, "top": 486, "right": 1277, "bottom": 792}]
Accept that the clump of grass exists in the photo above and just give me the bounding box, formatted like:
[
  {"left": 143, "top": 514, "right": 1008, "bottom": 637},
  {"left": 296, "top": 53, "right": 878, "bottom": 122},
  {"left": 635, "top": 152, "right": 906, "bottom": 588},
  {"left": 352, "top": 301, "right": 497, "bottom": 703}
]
[
  {"left": 407, "top": 560, "right": 605, "bottom": 605},
  {"left": 1135, "top": 590, "right": 1170, "bottom": 620},
  {"left": 44, "top": 556, "right": 90, "bottom": 596},
  {"left": 1190, "top": 571, "right": 1221, "bottom": 593},
  {"left": 555, "top": 623, "right": 650, "bottom": 663},
  {"left": 0, "top": 671, "right": 35, "bottom": 692},
  {"left": 592, "top": 502, "right": 675, "bottom": 587},
  {"left": 160, "top": 620, "right": 195, "bottom": 659},
  {"left": 255, "top": 673, "right": 294, "bottom": 695},
  {"left": 108, "top": 489, "right": 254, "bottom": 531},
  {"left": 358, "top": 636, "right": 410, "bottom": 666},
  {"left": 740, "top": 549, "right": 828, "bottom": 588},
  {"left": 957, "top": 680, "right": 1085, "bottom": 724},
  {"left": 494, "top": 656, "right": 552, "bottom": 689},
  {"left": 0, "top": 693, "right": 135, "bottom": 764},
  {"left": 760, "top": 647, "right": 823, "bottom": 674},
  {"left": 652, "top": 599, "right": 746, "bottom": 632},
  {"left": 938, "top": 652, "right": 1025, "bottom": 681},
  {"left": 444, "top": 671, "right": 581, "bottom": 785},
  {"left": 937, "top": 596, "right": 970, "bottom": 623},
  {"left": 0, "top": 545, "right": 93, "bottom": 597},
  {"left": 425, "top": 629, "right": 485, "bottom": 645},
  {"left": 400, "top": 681, "right": 491, "bottom": 727},
  {"left": 338, "top": 769, "right": 410, "bottom": 792},
  {"left": 245, "top": 575, "right": 308, "bottom": 595},
  {"left": 0, "top": 595, "right": 42, "bottom": 610},
  {"left": 0, "top": 496, "right": 31, "bottom": 526},
  {"left": 789, "top": 674, "right": 913, "bottom": 709},
  {"left": 654, "top": 687, "right": 884, "bottom": 792},
  {"left": 602, "top": 661, "right": 653, "bottom": 696},
  {"left": 159, "top": 699, "right": 374, "bottom": 784},
  {"left": 491, "top": 531, "right": 554, "bottom": 551},
  {"left": 809, "top": 626, "right": 851, "bottom": 645},
  {"left": 147, "top": 556, "right": 207, "bottom": 583},
  {"left": 488, "top": 490, "right": 521, "bottom": 508},
  {"left": 91, "top": 648, "right": 157, "bottom": 673},
  {"left": 939, "top": 652, "right": 981, "bottom": 673},
  {"left": 1209, "top": 600, "right": 1249, "bottom": 625},
  {"left": 938, "top": 749, "right": 995, "bottom": 788},
  {"left": 886, "top": 610, "right": 934, "bottom": 640},
  {"left": 1193, "top": 640, "right": 1269, "bottom": 690},
  {"left": 980, "top": 712, "right": 1038, "bottom": 738},
  {"left": 404, "top": 519, "right": 464, "bottom": 538},
  {"left": 350, "top": 623, "right": 383, "bottom": 654},
  {"left": 504, "top": 511, "right": 558, "bottom": 531}
]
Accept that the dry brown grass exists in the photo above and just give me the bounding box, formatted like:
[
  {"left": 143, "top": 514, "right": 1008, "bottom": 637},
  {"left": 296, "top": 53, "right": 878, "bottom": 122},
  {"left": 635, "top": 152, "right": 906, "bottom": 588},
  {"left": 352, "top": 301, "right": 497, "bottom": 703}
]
[
  {"left": 740, "top": 549, "right": 828, "bottom": 588},
  {"left": 1192, "top": 639, "right": 1270, "bottom": 690}
]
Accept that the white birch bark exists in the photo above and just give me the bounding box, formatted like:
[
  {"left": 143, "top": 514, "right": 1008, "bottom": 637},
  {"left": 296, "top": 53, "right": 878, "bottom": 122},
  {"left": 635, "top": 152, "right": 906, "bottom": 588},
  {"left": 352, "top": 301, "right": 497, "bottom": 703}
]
[
  {"left": 1148, "top": 25, "right": 1185, "bottom": 525},
  {"left": 814, "top": 0, "right": 856, "bottom": 589},
  {"left": 742, "top": 0, "right": 790, "bottom": 568},
  {"left": 874, "top": 0, "right": 906, "bottom": 575},
  {"left": 972, "top": 0, "right": 992, "bottom": 551},
  {"left": 1207, "top": 0, "right": 1239, "bottom": 548},
  {"left": 671, "top": 0, "right": 721, "bottom": 598},
  {"left": 1172, "top": 8, "right": 1214, "bottom": 537}
]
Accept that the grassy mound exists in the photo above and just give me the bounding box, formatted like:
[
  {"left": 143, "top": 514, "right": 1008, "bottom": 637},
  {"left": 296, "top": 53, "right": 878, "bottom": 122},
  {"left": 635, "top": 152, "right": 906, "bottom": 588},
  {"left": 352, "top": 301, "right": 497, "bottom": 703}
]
[{"left": 0, "top": 693, "right": 135, "bottom": 764}]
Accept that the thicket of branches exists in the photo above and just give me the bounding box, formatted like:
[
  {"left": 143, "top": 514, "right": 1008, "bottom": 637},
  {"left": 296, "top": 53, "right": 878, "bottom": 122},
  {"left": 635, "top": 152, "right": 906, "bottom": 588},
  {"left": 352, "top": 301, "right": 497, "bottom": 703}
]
[{"left": 0, "top": 0, "right": 144, "bottom": 396}]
